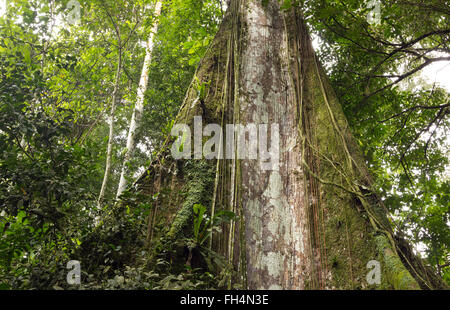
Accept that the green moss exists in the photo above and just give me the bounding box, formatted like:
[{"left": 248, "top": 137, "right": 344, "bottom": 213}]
[
  {"left": 292, "top": 32, "right": 423, "bottom": 289},
  {"left": 374, "top": 235, "right": 420, "bottom": 290},
  {"left": 166, "top": 160, "right": 216, "bottom": 241}
]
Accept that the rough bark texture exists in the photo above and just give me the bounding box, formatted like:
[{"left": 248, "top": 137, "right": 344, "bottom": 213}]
[{"left": 134, "top": 0, "right": 446, "bottom": 290}]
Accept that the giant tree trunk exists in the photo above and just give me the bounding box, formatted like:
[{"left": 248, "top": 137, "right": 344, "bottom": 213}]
[{"left": 135, "top": 0, "right": 445, "bottom": 290}]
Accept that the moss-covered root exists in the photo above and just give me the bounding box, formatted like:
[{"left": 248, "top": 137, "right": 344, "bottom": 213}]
[
  {"left": 375, "top": 235, "right": 420, "bottom": 290},
  {"left": 166, "top": 160, "right": 216, "bottom": 242}
]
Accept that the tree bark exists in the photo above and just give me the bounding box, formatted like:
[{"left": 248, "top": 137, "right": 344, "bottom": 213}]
[
  {"left": 117, "top": 1, "right": 163, "bottom": 198},
  {"left": 135, "top": 0, "right": 446, "bottom": 290},
  {"left": 98, "top": 48, "right": 122, "bottom": 207}
]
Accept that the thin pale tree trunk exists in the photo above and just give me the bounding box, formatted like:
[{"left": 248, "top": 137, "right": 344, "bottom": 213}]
[
  {"left": 98, "top": 51, "right": 122, "bottom": 208},
  {"left": 116, "top": 1, "right": 163, "bottom": 198}
]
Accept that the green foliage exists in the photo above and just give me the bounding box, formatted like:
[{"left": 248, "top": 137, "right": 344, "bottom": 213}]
[
  {"left": 0, "top": 0, "right": 226, "bottom": 289},
  {"left": 304, "top": 0, "right": 449, "bottom": 283},
  {"left": 192, "top": 203, "right": 236, "bottom": 247},
  {"left": 0, "top": 0, "right": 448, "bottom": 289},
  {"left": 194, "top": 76, "right": 211, "bottom": 102},
  {"left": 139, "top": 0, "right": 222, "bottom": 153}
]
